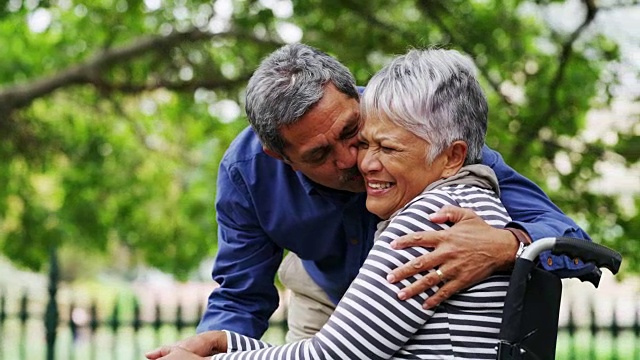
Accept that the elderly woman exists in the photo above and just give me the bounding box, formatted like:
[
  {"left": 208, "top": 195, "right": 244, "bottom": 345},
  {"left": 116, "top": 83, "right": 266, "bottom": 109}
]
[{"left": 154, "top": 48, "right": 512, "bottom": 360}]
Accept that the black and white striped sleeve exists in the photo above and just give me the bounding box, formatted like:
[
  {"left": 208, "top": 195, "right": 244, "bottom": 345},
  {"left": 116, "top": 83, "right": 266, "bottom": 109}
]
[{"left": 211, "top": 192, "right": 457, "bottom": 360}]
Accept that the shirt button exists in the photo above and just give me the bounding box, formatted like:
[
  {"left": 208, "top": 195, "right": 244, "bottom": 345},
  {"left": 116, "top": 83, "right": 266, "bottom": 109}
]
[
  {"left": 350, "top": 238, "right": 359, "bottom": 245},
  {"left": 547, "top": 257, "right": 553, "bottom": 266}
]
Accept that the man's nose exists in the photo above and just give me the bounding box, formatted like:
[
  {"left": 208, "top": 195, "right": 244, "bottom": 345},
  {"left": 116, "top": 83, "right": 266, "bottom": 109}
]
[{"left": 335, "top": 140, "right": 358, "bottom": 169}]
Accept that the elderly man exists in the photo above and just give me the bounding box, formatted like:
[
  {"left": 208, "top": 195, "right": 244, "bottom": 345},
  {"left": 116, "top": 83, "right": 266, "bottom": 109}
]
[{"left": 146, "top": 43, "right": 594, "bottom": 359}]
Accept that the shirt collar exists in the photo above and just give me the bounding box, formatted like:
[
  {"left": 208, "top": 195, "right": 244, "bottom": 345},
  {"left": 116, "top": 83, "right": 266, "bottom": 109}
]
[{"left": 296, "top": 171, "right": 318, "bottom": 195}]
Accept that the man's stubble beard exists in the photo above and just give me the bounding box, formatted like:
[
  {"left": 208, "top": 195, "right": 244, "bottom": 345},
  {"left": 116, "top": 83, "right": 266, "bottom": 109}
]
[{"left": 338, "top": 166, "right": 366, "bottom": 193}]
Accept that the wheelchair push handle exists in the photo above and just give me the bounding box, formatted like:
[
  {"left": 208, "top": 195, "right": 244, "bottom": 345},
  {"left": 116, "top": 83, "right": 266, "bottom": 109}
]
[{"left": 520, "top": 236, "right": 622, "bottom": 275}]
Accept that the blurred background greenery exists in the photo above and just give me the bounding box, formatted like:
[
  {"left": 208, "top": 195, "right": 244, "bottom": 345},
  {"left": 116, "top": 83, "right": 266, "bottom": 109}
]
[{"left": 0, "top": 0, "right": 638, "bottom": 284}]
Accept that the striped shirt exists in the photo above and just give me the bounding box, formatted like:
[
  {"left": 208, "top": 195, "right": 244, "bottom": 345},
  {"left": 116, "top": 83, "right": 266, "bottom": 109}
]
[{"left": 212, "top": 184, "right": 512, "bottom": 360}]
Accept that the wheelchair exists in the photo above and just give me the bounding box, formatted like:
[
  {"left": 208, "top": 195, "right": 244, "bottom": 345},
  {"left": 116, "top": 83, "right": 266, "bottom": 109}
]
[{"left": 496, "top": 237, "right": 622, "bottom": 360}]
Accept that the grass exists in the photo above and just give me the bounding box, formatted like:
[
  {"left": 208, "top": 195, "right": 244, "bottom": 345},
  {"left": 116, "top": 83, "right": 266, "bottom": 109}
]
[
  {"left": 1, "top": 320, "right": 638, "bottom": 360},
  {"left": 556, "top": 330, "right": 640, "bottom": 359}
]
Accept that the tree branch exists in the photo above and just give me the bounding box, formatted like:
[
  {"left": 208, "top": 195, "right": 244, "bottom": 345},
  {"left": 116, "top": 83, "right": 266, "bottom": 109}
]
[
  {"left": 341, "top": 0, "right": 413, "bottom": 39},
  {"left": 543, "top": 0, "right": 598, "bottom": 119},
  {"left": 0, "top": 28, "right": 278, "bottom": 114},
  {"left": 341, "top": 0, "right": 511, "bottom": 106},
  {"left": 93, "top": 76, "right": 253, "bottom": 94},
  {"left": 514, "top": 0, "right": 599, "bottom": 158},
  {"left": 414, "top": 0, "right": 510, "bottom": 105},
  {"left": 600, "top": 0, "right": 640, "bottom": 11}
]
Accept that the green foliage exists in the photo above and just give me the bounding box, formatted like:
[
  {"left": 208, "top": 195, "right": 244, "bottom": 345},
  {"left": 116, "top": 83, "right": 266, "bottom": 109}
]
[{"left": 0, "top": 0, "right": 638, "bottom": 279}]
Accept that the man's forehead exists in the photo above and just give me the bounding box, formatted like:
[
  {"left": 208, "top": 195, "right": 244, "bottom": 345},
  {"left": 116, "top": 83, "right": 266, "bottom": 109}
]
[
  {"left": 283, "top": 109, "right": 357, "bottom": 141},
  {"left": 293, "top": 111, "right": 358, "bottom": 143},
  {"left": 279, "top": 84, "right": 359, "bottom": 152}
]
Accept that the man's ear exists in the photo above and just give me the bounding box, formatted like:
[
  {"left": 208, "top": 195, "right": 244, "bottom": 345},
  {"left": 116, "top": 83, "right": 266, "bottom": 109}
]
[
  {"left": 263, "top": 147, "right": 297, "bottom": 168},
  {"left": 263, "top": 146, "right": 284, "bottom": 161},
  {"left": 443, "top": 141, "right": 467, "bottom": 174}
]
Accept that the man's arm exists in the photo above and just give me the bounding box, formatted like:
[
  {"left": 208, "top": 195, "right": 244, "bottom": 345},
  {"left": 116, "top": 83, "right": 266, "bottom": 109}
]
[
  {"left": 483, "top": 146, "right": 590, "bottom": 242},
  {"left": 386, "top": 146, "right": 594, "bottom": 307},
  {"left": 482, "top": 146, "right": 596, "bottom": 279},
  {"left": 196, "top": 162, "right": 283, "bottom": 338}
]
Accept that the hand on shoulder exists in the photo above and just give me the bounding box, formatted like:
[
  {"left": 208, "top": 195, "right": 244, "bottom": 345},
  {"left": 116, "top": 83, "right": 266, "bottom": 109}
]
[{"left": 387, "top": 205, "right": 519, "bottom": 308}]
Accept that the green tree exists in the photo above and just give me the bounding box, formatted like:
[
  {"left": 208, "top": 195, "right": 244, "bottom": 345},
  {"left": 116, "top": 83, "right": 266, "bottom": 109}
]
[{"left": 1, "top": 0, "right": 638, "bottom": 279}]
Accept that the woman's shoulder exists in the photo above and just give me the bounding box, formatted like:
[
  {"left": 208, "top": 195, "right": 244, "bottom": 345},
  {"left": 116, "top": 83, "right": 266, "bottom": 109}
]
[{"left": 399, "top": 188, "right": 458, "bottom": 215}]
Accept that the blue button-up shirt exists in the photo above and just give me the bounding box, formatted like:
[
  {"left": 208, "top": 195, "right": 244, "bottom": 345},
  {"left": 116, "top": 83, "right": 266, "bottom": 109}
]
[{"left": 197, "top": 126, "right": 592, "bottom": 338}]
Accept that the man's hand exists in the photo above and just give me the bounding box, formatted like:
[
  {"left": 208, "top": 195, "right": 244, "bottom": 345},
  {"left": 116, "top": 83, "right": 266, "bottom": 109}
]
[
  {"left": 386, "top": 205, "right": 519, "bottom": 309},
  {"left": 145, "top": 331, "right": 228, "bottom": 359}
]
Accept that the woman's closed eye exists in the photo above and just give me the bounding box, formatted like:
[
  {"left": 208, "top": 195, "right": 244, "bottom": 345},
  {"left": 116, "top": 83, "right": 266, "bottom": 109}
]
[
  {"left": 381, "top": 145, "right": 397, "bottom": 154},
  {"left": 357, "top": 140, "right": 369, "bottom": 149}
]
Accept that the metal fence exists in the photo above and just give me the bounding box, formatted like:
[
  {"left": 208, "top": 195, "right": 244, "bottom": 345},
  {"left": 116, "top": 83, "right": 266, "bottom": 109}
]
[
  {"left": 2, "top": 292, "right": 640, "bottom": 360},
  {"left": 0, "top": 289, "right": 288, "bottom": 360},
  {"left": 1, "top": 250, "right": 638, "bottom": 359}
]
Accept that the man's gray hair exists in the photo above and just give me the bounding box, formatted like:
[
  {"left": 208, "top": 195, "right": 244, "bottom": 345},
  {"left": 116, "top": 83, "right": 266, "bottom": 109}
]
[
  {"left": 361, "top": 48, "right": 488, "bottom": 165},
  {"left": 245, "top": 43, "right": 359, "bottom": 155}
]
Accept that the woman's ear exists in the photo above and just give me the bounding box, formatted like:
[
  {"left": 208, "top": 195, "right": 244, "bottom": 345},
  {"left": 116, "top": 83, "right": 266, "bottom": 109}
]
[{"left": 443, "top": 141, "right": 468, "bottom": 175}]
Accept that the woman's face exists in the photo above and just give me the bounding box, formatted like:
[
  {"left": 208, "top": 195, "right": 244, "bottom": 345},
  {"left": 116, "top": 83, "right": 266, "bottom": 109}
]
[{"left": 357, "top": 116, "right": 447, "bottom": 219}]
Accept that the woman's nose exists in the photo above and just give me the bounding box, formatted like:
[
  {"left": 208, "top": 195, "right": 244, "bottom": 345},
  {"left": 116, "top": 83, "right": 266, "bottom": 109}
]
[{"left": 358, "top": 148, "right": 380, "bottom": 173}]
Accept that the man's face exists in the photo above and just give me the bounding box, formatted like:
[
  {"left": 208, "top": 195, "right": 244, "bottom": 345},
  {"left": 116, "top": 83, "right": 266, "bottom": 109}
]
[{"left": 276, "top": 83, "right": 365, "bottom": 193}]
